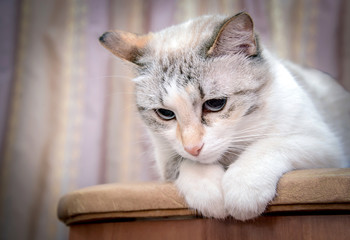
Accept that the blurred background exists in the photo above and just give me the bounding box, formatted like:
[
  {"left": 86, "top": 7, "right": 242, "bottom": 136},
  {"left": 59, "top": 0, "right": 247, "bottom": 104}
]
[{"left": 0, "top": 0, "right": 349, "bottom": 239}]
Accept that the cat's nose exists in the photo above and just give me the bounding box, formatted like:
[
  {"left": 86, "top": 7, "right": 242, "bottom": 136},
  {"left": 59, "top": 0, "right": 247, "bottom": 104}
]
[{"left": 184, "top": 143, "right": 204, "bottom": 157}]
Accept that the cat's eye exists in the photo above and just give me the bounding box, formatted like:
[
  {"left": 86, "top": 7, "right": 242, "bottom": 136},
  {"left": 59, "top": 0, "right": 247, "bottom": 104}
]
[
  {"left": 203, "top": 98, "right": 227, "bottom": 112},
  {"left": 155, "top": 108, "right": 176, "bottom": 120}
]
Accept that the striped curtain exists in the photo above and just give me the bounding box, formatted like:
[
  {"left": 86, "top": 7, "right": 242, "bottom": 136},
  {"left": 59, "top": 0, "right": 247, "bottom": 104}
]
[{"left": 0, "top": 0, "right": 349, "bottom": 239}]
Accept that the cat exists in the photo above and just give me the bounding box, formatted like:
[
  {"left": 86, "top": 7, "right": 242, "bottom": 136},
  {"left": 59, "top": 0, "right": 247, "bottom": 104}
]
[{"left": 99, "top": 12, "right": 350, "bottom": 220}]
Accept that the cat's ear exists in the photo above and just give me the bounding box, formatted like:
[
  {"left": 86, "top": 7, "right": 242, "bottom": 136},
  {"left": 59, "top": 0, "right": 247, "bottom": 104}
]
[
  {"left": 99, "top": 30, "right": 151, "bottom": 64},
  {"left": 207, "top": 12, "right": 258, "bottom": 57}
]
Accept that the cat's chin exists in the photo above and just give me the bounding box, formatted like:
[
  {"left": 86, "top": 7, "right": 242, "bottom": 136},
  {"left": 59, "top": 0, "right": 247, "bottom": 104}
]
[{"left": 182, "top": 153, "right": 222, "bottom": 165}]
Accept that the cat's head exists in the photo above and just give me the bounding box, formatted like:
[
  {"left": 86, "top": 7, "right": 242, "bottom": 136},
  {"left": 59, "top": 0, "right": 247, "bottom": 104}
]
[{"left": 100, "top": 12, "right": 271, "bottom": 164}]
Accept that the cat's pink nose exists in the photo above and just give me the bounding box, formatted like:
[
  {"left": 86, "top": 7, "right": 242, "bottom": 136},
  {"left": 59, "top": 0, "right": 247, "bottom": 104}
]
[{"left": 184, "top": 143, "right": 204, "bottom": 157}]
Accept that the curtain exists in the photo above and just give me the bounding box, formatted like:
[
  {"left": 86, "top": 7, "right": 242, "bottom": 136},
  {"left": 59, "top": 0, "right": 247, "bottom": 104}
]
[{"left": 0, "top": 0, "right": 349, "bottom": 239}]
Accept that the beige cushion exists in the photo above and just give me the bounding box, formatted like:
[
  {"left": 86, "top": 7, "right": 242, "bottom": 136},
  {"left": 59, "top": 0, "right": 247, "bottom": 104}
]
[{"left": 58, "top": 168, "right": 350, "bottom": 225}]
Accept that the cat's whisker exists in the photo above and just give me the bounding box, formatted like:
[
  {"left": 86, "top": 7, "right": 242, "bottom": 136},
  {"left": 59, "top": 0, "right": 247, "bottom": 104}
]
[
  {"left": 225, "top": 148, "right": 246, "bottom": 154},
  {"left": 233, "top": 131, "right": 299, "bottom": 140},
  {"left": 223, "top": 150, "right": 242, "bottom": 158},
  {"left": 227, "top": 144, "right": 248, "bottom": 151},
  {"left": 231, "top": 124, "right": 272, "bottom": 134},
  {"left": 228, "top": 135, "right": 280, "bottom": 144},
  {"left": 231, "top": 125, "right": 299, "bottom": 138}
]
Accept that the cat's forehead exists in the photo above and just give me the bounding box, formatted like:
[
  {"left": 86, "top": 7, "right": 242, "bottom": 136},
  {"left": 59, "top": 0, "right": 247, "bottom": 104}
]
[
  {"left": 136, "top": 57, "right": 225, "bottom": 111},
  {"left": 148, "top": 15, "right": 226, "bottom": 55},
  {"left": 135, "top": 55, "right": 205, "bottom": 109},
  {"left": 157, "top": 53, "right": 203, "bottom": 84},
  {"left": 136, "top": 15, "right": 228, "bottom": 87}
]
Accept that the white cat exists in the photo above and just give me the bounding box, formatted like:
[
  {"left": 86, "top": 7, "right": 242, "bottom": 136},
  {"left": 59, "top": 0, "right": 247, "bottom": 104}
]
[{"left": 99, "top": 12, "right": 350, "bottom": 220}]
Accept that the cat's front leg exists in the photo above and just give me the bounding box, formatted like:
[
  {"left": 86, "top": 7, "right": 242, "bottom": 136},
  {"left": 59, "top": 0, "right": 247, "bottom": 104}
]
[
  {"left": 222, "top": 137, "right": 294, "bottom": 221},
  {"left": 175, "top": 159, "right": 227, "bottom": 218},
  {"left": 222, "top": 134, "right": 343, "bottom": 221}
]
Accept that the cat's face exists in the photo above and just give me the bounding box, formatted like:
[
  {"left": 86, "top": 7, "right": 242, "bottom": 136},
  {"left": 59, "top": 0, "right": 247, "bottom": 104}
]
[
  {"left": 135, "top": 52, "right": 269, "bottom": 164},
  {"left": 100, "top": 13, "right": 271, "bottom": 164}
]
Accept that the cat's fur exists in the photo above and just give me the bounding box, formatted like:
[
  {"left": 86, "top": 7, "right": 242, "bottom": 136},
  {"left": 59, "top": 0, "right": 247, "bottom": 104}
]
[{"left": 99, "top": 12, "right": 350, "bottom": 220}]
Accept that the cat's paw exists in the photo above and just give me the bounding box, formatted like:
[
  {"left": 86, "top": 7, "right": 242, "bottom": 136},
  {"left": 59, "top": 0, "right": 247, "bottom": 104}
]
[
  {"left": 183, "top": 179, "right": 227, "bottom": 219},
  {"left": 222, "top": 168, "right": 277, "bottom": 221},
  {"left": 175, "top": 160, "right": 227, "bottom": 219}
]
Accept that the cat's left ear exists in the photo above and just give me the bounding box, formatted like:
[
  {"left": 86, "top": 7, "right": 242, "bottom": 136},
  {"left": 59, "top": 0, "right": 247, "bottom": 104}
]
[
  {"left": 207, "top": 12, "right": 258, "bottom": 57},
  {"left": 99, "top": 30, "right": 151, "bottom": 65}
]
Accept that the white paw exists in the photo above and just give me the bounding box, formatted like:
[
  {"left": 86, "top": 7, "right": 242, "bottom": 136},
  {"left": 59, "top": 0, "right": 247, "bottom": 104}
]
[
  {"left": 175, "top": 161, "right": 227, "bottom": 219},
  {"left": 222, "top": 168, "right": 278, "bottom": 221}
]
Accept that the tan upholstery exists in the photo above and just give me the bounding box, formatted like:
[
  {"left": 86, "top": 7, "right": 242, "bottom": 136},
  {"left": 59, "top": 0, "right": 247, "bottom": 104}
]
[{"left": 58, "top": 168, "right": 350, "bottom": 225}]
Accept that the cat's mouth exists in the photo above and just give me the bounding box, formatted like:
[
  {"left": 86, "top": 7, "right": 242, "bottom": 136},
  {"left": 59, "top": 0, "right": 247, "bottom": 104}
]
[
  {"left": 178, "top": 141, "right": 243, "bottom": 165},
  {"left": 180, "top": 146, "right": 224, "bottom": 164}
]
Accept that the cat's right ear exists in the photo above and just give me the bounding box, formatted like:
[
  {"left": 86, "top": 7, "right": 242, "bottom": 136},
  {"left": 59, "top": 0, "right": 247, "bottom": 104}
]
[
  {"left": 207, "top": 12, "right": 258, "bottom": 57},
  {"left": 99, "top": 30, "right": 151, "bottom": 65}
]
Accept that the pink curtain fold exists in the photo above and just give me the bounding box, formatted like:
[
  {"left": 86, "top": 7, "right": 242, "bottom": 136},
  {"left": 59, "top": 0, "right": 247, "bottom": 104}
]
[{"left": 0, "top": 0, "right": 349, "bottom": 239}]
